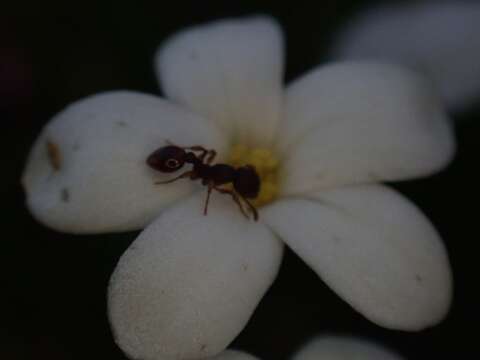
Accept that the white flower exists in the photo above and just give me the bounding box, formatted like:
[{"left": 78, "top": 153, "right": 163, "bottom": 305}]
[
  {"left": 22, "top": 16, "right": 455, "bottom": 360},
  {"left": 331, "top": 1, "right": 480, "bottom": 111},
  {"left": 293, "top": 335, "right": 404, "bottom": 360}
]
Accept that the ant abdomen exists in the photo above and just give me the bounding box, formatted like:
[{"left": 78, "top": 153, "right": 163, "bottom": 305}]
[{"left": 234, "top": 166, "right": 260, "bottom": 199}]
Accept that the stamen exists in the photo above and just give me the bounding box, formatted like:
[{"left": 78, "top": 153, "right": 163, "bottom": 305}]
[{"left": 228, "top": 144, "right": 280, "bottom": 207}]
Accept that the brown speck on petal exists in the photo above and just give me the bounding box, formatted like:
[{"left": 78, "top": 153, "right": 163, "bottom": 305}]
[{"left": 46, "top": 140, "right": 61, "bottom": 171}]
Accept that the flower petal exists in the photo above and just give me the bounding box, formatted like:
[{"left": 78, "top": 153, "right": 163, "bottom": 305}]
[
  {"left": 293, "top": 336, "right": 404, "bottom": 360},
  {"left": 279, "top": 62, "right": 455, "bottom": 195},
  {"left": 156, "top": 16, "right": 284, "bottom": 146},
  {"left": 108, "top": 191, "right": 283, "bottom": 359},
  {"left": 22, "top": 91, "right": 227, "bottom": 233},
  {"left": 331, "top": 2, "right": 480, "bottom": 110},
  {"left": 263, "top": 185, "right": 452, "bottom": 330},
  {"left": 214, "top": 350, "right": 260, "bottom": 360}
]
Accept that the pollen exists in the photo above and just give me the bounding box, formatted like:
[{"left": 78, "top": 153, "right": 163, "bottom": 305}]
[{"left": 228, "top": 144, "right": 280, "bottom": 207}]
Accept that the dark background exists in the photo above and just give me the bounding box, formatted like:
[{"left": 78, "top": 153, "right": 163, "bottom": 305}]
[{"left": 2, "top": 0, "right": 478, "bottom": 359}]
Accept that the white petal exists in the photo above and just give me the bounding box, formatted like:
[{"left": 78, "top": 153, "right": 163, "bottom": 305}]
[
  {"left": 156, "top": 16, "right": 284, "bottom": 147},
  {"left": 293, "top": 335, "right": 404, "bottom": 360},
  {"left": 263, "top": 185, "right": 452, "bottom": 330},
  {"left": 280, "top": 62, "right": 455, "bottom": 195},
  {"left": 331, "top": 2, "right": 480, "bottom": 110},
  {"left": 108, "top": 192, "right": 283, "bottom": 359},
  {"left": 22, "top": 91, "right": 227, "bottom": 233},
  {"left": 214, "top": 350, "right": 260, "bottom": 360}
]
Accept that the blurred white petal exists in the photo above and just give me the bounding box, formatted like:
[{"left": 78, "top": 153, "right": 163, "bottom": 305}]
[
  {"left": 332, "top": 1, "right": 480, "bottom": 110},
  {"left": 214, "top": 349, "right": 261, "bottom": 360},
  {"left": 280, "top": 62, "right": 455, "bottom": 195},
  {"left": 263, "top": 185, "right": 452, "bottom": 330},
  {"left": 293, "top": 335, "right": 404, "bottom": 360},
  {"left": 22, "top": 91, "right": 227, "bottom": 233},
  {"left": 108, "top": 192, "right": 283, "bottom": 359},
  {"left": 156, "top": 16, "right": 284, "bottom": 146}
]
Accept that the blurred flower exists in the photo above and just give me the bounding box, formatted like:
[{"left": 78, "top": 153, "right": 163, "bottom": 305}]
[
  {"left": 331, "top": 1, "right": 480, "bottom": 111},
  {"left": 23, "top": 16, "right": 454, "bottom": 359},
  {"left": 293, "top": 335, "right": 404, "bottom": 360},
  {"left": 219, "top": 336, "right": 403, "bottom": 360},
  {"left": 214, "top": 350, "right": 259, "bottom": 360}
]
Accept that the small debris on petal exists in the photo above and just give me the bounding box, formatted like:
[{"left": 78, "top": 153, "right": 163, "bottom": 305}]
[
  {"left": 61, "top": 188, "right": 70, "bottom": 203},
  {"left": 115, "top": 120, "right": 127, "bottom": 127},
  {"left": 46, "top": 140, "right": 61, "bottom": 171}
]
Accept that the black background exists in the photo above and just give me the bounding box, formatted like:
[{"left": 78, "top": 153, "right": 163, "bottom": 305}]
[{"left": 2, "top": 0, "right": 478, "bottom": 359}]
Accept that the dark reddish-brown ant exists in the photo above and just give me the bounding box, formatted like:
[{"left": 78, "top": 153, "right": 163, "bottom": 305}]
[{"left": 147, "top": 143, "right": 260, "bottom": 221}]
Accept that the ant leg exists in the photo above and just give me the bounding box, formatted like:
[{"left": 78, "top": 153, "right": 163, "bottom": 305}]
[
  {"left": 155, "top": 170, "right": 194, "bottom": 184},
  {"left": 214, "top": 187, "right": 250, "bottom": 220},
  {"left": 166, "top": 141, "right": 207, "bottom": 156},
  {"left": 240, "top": 197, "right": 259, "bottom": 222},
  {"left": 204, "top": 183, "right": 214, "bottom": 216},
  {"left": 188, "top": 146, "right": 208, "bottom": 162},
  {"left": 184, "top": 146, "right": 216, "bottom": 164},
  {"left": 186, "top": 145, "right": 208, "bottom": 151},
  {"left": 166, "top": 141, "right": 216, "bottom": 164},
  {"left": 205, "top": 149, "right": 217, "bottom": 164}
]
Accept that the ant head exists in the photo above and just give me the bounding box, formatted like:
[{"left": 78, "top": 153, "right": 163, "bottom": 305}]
[{"left": 147, "top": 145, "right": 186, "bottom": 173}]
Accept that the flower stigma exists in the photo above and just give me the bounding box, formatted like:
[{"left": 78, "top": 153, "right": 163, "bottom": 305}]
[{"left": 227, "top": 144, "right": 280, "bottom": 207}]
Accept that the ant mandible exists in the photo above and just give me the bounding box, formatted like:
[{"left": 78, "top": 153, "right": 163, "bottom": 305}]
[{"left": 147, "top": 143, "right": 260, "bottom": 221}]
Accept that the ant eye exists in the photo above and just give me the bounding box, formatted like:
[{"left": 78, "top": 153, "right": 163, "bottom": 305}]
[
  {"left": 147, "top": 145, "right": 186, "bottom": 173},
  {"left": 166, "top": 159, "right": 180, "bottom": 169}
]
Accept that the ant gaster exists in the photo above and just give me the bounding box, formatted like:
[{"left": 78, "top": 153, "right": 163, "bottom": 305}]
[{"left": 147, "top": 143, "right": 260, "bottom": 221}]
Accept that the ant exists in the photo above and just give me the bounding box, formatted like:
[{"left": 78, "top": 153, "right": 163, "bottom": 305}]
[{"left": 147, "top": 143, "right": 260, "bottom": 221}]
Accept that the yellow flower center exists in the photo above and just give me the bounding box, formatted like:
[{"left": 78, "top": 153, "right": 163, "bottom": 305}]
[{"left": 227, "top": 144, "right": 280, "bottom": 207}]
